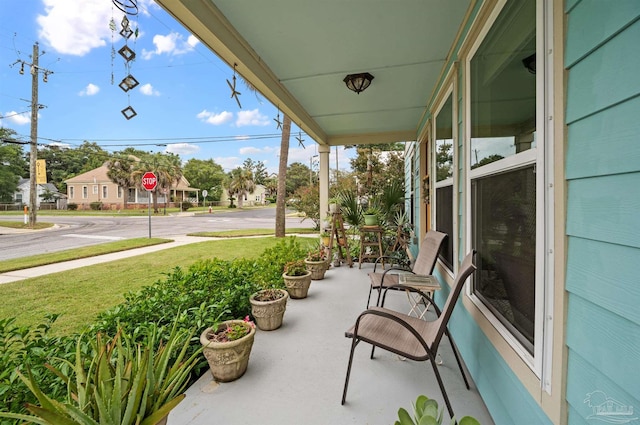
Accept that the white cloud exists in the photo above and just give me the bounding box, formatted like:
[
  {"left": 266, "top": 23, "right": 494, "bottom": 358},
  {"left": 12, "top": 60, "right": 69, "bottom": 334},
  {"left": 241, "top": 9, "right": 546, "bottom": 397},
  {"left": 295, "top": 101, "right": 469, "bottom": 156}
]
[
  {"left": 1, "top": 111, "right": 30, "bottom": 126},
  {"left": 239, "top": 146, "right": 277, "bottom": 155},
  {"left": 142, "top": 32, "right": 197, "bottom": 60},
  {"left": 165, "top": 143, "right": 199, "bottom": 156},
  {"left": 37, "top": 0, "right": 113, "bottom": 56},
  {"left": 78, "top": 83, "right": 100, "bottom": 96},
  {"left": 46, "top": 141, "right": 71, "bottom": 149},
  {"left": 235, "top": 109, "right": 270, "bottom": 127},
  {"left": 197, "top": 110, "right": 233, "bottom": 125},
  {"left": 214, "top": 156, "right": 242, "bottom": 171},
  {"left": 139, "top": 83, "right": 160, "bottom": 96}
]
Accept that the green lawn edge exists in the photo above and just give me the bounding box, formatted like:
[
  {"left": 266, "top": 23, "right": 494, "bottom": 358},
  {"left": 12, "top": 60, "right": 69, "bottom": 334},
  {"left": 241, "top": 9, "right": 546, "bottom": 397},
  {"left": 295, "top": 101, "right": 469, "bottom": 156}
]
[
  {"left": 0, "top": 238, "right": 172, "bottom": 273},
  {"left": 188, "top": 228, "right": 318, "bottom": 237}
]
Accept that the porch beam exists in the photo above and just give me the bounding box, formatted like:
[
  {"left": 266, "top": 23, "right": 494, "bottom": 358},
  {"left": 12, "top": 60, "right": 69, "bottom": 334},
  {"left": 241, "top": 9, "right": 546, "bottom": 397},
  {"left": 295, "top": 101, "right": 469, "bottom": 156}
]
[{"left": 318, "top": 144, "right": 330, "bottom": 225}]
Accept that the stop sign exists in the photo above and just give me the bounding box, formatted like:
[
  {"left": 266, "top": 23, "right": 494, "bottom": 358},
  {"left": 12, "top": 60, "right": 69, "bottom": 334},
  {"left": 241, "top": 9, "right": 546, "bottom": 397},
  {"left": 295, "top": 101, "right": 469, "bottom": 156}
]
[{"left": 141, "top": 171, "right": 157, "bottom": 191}]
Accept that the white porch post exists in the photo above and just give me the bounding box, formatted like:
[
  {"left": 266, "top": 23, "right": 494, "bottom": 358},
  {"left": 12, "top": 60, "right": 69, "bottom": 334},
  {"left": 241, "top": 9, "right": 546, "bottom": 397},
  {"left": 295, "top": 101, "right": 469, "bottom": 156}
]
[{"left": 318, "top": 144, "right": 330, "bottom": 225}]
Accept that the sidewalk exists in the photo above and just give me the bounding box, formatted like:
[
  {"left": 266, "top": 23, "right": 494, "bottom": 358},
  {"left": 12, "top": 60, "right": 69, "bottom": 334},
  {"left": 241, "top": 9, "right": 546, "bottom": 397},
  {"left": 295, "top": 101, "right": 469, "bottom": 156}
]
[{"left": 0, "top": 235, "right": 207, "bottom": 285}]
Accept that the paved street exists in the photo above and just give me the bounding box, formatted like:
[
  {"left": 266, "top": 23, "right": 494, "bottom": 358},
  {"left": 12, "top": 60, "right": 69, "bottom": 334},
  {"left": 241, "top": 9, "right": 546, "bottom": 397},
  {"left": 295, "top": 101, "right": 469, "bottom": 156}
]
[{"left": 0, "top": 207, "right": 315, "bottom": 261}]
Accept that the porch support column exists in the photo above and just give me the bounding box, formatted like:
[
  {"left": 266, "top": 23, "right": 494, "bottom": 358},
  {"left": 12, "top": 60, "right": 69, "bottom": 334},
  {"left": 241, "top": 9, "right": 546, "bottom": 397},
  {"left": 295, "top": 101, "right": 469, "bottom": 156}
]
[{"left": 318, "top": 144, "right": 331, "bottom": 225}]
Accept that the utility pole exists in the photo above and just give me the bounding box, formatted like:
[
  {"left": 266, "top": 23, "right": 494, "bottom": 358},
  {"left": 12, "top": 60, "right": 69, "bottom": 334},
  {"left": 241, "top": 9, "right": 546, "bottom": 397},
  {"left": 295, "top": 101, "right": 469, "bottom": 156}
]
[{"left": 15, "top": 43, "right": 52, "bottom": 227}]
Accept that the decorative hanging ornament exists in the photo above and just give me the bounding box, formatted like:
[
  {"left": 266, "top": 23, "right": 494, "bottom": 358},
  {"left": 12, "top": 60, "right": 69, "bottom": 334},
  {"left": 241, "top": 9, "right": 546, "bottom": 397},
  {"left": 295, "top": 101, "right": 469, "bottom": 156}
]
[
  {"left": 114, "top": 6, "right": 139, "bottom": 119},
  {"left": 112, "top": 0, "right": 138, "bottom": 16},
  {"left": 274, "top": 107, "right": 283, "bottom": 130},
  {"left": 296, "top": 130, "right": 305, "bottom": 149},
  {"left": 226, "top": 64, "right": 242, "bottom": 109}
]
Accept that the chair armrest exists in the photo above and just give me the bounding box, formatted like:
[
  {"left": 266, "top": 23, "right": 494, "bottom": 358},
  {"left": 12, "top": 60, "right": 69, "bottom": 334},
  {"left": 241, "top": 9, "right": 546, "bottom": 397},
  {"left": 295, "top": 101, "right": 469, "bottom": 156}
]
[{"left": 379, "top": 267, "right": 414, "bottom": 286}]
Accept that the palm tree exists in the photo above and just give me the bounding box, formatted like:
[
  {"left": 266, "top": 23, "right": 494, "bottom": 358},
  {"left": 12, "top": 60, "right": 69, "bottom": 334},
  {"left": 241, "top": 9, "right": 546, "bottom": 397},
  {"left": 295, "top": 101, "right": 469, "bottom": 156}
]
[
  {"left": 226, "top": 167, "right": 255, "bottom": 208},
  {"left": 106, "top": 154, "right": 137, "bottom": 209},
  {"left": 131, "top": 153, "right": 182, "bottom": 213},
  {"left": 275, "top": 115, "right": 291, "bottom": 237}
]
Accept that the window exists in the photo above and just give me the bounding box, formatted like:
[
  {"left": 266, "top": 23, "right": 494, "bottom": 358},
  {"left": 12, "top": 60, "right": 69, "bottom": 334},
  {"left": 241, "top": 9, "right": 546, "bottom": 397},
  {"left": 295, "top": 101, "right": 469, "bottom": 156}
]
[
  {"left": 69, "top": 187, "right": 74, "bottom": 199},
  {"left": 82, "top": 186, "right": 88, "bottom": 199},
  {"left": 93, "top": 185, "right": 98, "bottom": 195},
  {"left": 435, "top": 93, "right": 454, "bottom": 270},
  {"left": 468, "top": 0, "right": 539, "bottom": 355},
  {"left": 15, "top": 193, "right": 22, "bottom": 203},
  {"left": 117, "top": 186, "right": 123, "bottom": 198},
  {"left": 102, "top": 186, "right": 107, "bottom": 199}
]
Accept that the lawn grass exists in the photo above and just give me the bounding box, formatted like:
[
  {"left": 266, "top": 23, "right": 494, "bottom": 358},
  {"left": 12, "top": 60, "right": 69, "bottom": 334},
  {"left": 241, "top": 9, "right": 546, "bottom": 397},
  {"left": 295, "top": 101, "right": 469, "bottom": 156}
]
[
  {"left": 0, "top": 238, "right": 171, "bottom": 273},
  {"left": 189, "top": 228, "right": 318, "bottom": 237},
  {"left": 0, "top": 237, "right": 314, "bottom": 335},
  {"left": 0, "top": 221, "right": 54, "bottom": 230}
]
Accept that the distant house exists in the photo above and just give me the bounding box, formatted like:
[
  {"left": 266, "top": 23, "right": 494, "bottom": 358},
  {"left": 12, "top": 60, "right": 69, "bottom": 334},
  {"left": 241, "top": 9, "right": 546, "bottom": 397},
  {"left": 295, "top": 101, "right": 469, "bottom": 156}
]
[
  {"left": 219, "top": 184, "right": 268, "bottom": 207},
  {"left": 14, "top": 178, "right": 64, "bottom": 210},
  {"left": 64, "top": 164, "right": 200, "bottom": 210}
]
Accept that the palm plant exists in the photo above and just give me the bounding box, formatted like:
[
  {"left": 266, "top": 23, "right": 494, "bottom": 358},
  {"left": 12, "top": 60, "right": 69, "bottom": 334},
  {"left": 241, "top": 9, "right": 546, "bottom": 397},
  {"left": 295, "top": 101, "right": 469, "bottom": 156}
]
[
  {"left": 106, "top": 154, "right": 137, "bottom": 209},
  {"left": 226, "top": 167, "right": 256, "bottom": 208},
  {"left": 337, "top": 189, "right": 363, "bottom": 232}
]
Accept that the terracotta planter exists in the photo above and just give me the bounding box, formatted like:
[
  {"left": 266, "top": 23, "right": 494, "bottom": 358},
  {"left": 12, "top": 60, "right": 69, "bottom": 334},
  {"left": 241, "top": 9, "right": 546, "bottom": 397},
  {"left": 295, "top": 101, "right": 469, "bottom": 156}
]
[
  {"left": 249, "top": 289, "right": 289, "bottom": 330},
  {"left": 200, "top": 320, "right": 255, "bottom": 382},
  {"left": 282, "top": 271, "right": 312, "bottom": 299},
  {"left": 321, "top": 236, "right": 331, "bottom": 246},
  {"left": 305, "top": 259, "right": 329, "bottom": 280}
]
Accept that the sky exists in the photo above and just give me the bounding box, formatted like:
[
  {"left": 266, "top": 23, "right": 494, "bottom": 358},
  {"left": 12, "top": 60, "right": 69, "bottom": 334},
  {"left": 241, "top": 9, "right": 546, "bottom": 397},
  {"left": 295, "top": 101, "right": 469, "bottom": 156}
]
[{"left": 0, "top": 0, "right": 354, "bottom": 174}]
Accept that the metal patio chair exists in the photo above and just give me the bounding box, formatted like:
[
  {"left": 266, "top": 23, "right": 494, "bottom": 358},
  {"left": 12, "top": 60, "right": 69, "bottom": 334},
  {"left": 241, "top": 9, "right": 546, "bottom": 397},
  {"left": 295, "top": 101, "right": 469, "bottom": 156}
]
[
  {"left": 366, "top": 230, "right": 447, "bottom": 308},
  {"left": 342, "top": 250, "right": 477, "bottom": 419}
]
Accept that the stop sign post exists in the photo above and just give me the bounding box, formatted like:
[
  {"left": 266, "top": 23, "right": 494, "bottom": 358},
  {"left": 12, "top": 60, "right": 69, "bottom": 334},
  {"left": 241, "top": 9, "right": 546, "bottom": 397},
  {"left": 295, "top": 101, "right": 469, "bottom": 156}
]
[{"left": 142, "top": 172, "right": 157, "bottom": 238}]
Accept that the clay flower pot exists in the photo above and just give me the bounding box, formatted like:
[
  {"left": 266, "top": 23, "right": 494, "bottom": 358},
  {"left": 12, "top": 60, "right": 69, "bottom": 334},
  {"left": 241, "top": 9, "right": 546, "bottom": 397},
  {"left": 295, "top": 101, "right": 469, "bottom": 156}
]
[
  {"left": 200, "top": 320, "right": 255, "bottom": 382},
  {"left": 283, "top": 271, "right": 312, "bottom": 299},
  {"left": 249, "top": 289, "right": 289, "bottom": 330}
]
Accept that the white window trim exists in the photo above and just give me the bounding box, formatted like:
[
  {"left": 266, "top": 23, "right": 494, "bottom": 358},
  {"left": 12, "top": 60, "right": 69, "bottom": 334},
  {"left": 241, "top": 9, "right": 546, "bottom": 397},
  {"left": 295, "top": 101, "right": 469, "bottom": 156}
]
[
  {"left": 463, "top": 0, "right": 553, "bottom": 384},
  {"left": 432, "top": 76, "right": 458, "bottom": 277},
  {"left": 102, "top": 186, "right": 108, "bottom": 199},
  {"left": 93, "top": 185, "right": 98, "bottom": 195},
  {"left": 82, "top": 186, "right": 88, "bottom": 199}
]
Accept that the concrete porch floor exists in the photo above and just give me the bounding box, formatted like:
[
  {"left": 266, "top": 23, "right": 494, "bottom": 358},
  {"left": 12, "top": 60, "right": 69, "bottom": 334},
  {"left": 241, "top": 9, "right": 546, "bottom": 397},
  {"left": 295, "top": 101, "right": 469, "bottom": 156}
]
[{"left": 169, "top": 262, "right": 495, "bottom": 425}]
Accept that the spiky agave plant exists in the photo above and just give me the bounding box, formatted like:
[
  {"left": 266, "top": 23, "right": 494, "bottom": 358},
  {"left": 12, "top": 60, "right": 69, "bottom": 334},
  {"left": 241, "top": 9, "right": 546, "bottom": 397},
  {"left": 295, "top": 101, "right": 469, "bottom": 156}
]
[{"left": 0, "top": 319, "right": 200, "bottom": 425}]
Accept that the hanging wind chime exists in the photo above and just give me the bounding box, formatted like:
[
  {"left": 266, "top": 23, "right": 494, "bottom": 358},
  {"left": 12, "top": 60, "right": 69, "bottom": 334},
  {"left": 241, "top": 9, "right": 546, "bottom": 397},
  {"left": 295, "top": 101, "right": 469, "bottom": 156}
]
[
  {"left": 112, "top": 0, "right": 139, "bottom": 120},
  {"left": 226, "top": 63, "right": 242, "bottom": 109},
  {"left": 273, "top": 106, "right": 283, "bottom": 130}
]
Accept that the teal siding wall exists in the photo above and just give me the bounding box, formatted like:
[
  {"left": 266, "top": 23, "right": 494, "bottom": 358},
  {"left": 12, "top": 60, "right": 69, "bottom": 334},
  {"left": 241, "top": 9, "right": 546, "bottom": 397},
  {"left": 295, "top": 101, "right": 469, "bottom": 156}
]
[{"left": 564, "top": 0, "right": 640, "bottom": 422}]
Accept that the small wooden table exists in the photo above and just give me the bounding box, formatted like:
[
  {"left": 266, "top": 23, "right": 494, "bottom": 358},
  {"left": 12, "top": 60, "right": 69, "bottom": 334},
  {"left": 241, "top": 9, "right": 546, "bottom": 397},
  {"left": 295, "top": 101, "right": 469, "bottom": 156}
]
[{"left": 398, "top": 274, "right": 441, "bottom": 319}]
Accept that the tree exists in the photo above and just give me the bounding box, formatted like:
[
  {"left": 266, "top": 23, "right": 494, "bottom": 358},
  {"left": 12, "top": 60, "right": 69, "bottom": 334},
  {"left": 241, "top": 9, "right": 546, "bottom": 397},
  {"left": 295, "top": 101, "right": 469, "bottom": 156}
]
[
  {"left": 242, "top": 158, "right": 268, "bottom": 186},
  {"left": 106, "top": 153, "right": 137, "bottom": 209},
  {"left": 0, "top": 129, "right": 27, "bottom": 202},
  {"left": 349, "top": 145, "right": 405, "bottom": 198},
  {"left": 226, "top": 167, "right": 255, "bottom": 208},
  {"left": 435, "top": 142, "right": 453, "bottom": 180},
  {"left": 183, "top": 158, "right": 226, "bottom": 201},
  {"left": 290, "top": 184, "right": 320, "bottom": 229},
  {"left": 275, "top": 115, "right": 291, "bottom": 237},
  {"left": 131, "top": 152, "right": 182, "bottom": 213},
  {"left": 285, "top": 162, "right": 311, "bottom": 196}
]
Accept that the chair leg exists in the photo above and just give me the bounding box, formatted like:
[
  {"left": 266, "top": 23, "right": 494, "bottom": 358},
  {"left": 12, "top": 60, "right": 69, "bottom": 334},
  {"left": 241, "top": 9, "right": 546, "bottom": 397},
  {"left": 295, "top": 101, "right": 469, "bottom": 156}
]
[
  {"left": 366, "top": 285, "right": 374, "bottom": 308},
  {"left": 342, "top": 338, "right": 359, "bottom": 405},
  {"left": 446, "top": 329, "right": 470, "bottom": 390},
  {"left": 370, "top": 344, "right": 376, "bottom": 359},
  {"left": 429, "top": 356, "right": 455, "bottom": 419}
]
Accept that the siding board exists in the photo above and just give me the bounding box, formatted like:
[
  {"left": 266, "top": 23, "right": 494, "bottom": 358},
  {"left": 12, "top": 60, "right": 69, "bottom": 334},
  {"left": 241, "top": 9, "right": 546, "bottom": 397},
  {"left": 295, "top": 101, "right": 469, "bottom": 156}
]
[
  {"left": 566, "top": 174, "right": 640, "bottom": 249},
  {"left": 566, "top": 237, "right": 640, "bottom": 326},
  {"left": 566, "top": 96, "right": 640, "bottom": 179},
  {"left": 566, "top": 349, "right": 639, "bottom": 424},
  {"left": 566, "top": 295, "right": 640, "bottom": 399},
  {"left": 565, "top": 0, "right": 640, "bottom": 67},
  {"left": 565, "top": 21, "right": 640, "bottom": 124}
]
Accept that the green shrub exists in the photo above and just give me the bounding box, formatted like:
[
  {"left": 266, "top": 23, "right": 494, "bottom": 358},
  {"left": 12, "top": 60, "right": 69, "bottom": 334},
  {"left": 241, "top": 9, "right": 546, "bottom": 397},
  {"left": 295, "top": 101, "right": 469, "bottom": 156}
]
[
  {"left": 67, "top": 203, "right": 78, "bottom": 210},
  {"left": 181, "top": 201, "right": 192, "bottom": 211},
  {"left": 0, "top": 237, "right": 310, "bottom": 420},
  {"left": 89, "top": 201, "right": 102, "bottom": 210}
]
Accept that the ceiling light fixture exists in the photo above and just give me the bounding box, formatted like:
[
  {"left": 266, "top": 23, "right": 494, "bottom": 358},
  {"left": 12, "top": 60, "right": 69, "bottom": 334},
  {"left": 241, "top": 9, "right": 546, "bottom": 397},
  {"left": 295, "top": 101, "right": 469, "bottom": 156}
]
[{"left": 343, "top": 72, "right": 374, "bottom": 94}]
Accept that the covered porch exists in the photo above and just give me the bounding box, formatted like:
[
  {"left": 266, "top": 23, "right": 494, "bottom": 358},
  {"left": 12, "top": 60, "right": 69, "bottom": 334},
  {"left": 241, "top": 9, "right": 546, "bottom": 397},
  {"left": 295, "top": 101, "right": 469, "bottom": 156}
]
[{"left": 169, "top": 262, "right": 494, "bottom": 424}]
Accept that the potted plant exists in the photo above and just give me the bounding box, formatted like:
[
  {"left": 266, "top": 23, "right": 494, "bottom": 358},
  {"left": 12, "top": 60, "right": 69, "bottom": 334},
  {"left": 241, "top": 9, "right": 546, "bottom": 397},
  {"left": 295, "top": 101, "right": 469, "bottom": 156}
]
[
  {"left": 320, "top": 230, "right": 331, "bottom": 246},
  {"left": 249, "top": 287, "right": 289, "bottom": 330},
  {"left": 328, "top": 197, "right": 340, "bottom": 213},
  {"left": 0, "top": 321, "right": 200, "bottom": 425},
  {"left": 305, "top": 245, "right": 329, "bottom": 280},
  {"left": 395, "top": 395, "right": 480, "bottom": 425},
  {"left": 200, "top": 316, "right": 256, "bottom": 382},
  {"left": 363, "top": 207, "right": 379, "bottom": 226},
  {"left": 282, "top": 259, "right": 312, "bottom": 299}
]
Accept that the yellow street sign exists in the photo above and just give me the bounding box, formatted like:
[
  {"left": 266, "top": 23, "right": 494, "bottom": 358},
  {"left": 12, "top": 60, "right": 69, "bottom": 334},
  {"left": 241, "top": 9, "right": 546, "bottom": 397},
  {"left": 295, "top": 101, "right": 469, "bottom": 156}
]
[{"left": 36, "top": 159, "right": 47, "bottom": 184}]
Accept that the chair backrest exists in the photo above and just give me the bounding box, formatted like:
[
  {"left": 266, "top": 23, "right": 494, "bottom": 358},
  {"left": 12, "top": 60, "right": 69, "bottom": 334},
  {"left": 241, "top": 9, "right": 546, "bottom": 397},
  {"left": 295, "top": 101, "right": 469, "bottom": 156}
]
[
  {"left": 430, "top": 250, "right": 476, "bottom": 351},
  {"left": 411, "top": 230, "right": 447, "bottom": 276}
]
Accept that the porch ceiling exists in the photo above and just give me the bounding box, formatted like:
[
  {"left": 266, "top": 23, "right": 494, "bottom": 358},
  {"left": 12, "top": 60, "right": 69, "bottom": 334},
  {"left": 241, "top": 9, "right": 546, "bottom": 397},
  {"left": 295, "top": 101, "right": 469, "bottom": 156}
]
[{"left": 155, "top": 0, "right": 474, "bottom": 146}]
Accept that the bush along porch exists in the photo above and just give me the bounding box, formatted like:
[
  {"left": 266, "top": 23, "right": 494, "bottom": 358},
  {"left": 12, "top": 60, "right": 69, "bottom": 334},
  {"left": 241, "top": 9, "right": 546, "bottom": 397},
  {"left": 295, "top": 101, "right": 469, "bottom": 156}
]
[{"left": 0, "top": 237, "right": 310, "bottom": 422}]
